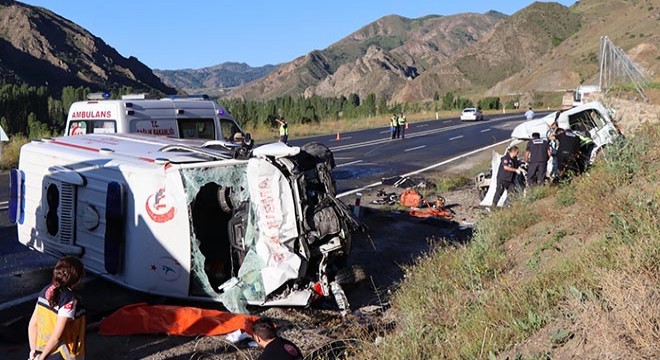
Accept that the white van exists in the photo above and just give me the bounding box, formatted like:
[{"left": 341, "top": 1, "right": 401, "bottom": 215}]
[
  {"left": 10, "top": 134, "right": 363, "bottom": 312},
  {"left": 65, "top": 94, "right": 247, "bottom": 143},
  {"left": 478, "top": 101, "right": 623, "bottom": 206}
]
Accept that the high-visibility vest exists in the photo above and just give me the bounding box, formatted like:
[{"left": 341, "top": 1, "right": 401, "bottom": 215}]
[
  {"left": 279, "top": 123, "right": 288, "bottom": 136},
  {"left": 390, "top": 116, "right": 398, "bottom": 126},
  {"left": 398, "top": 115, "right": 406, "bottom": 126}
]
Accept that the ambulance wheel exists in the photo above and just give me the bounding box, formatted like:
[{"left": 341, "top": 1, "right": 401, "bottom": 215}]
[{"left": 335, "top": 265, "right": 367, "bottom": 286}]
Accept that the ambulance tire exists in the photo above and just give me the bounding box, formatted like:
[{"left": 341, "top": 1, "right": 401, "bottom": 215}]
[
  {"left": 335, "top": 265, "right": 367, "bottom": 286},
  {"left": 217, "top": 186, "right": 232, "bottom": 213}
]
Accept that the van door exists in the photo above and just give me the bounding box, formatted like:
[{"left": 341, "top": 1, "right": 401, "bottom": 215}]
[{"left": 218, "top": 118, "right": 244, "bottom": 142}]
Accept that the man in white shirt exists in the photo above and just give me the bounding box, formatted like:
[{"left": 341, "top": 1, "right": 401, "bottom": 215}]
[{"left": 524, "top": 107, "right": 535, "bottom": 121}]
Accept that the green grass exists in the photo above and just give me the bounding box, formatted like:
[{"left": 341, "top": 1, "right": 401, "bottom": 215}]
[{"left": 358, "top": 123, "right": 660, "bottom": 359}]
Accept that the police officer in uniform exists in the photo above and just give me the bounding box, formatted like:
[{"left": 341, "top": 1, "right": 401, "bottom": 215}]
[
  {"left": 397, "top": 112, "right": 407, "bottom": 139},
  {"left": 492, "top": 145, "right": 521, "bottom": 206},
  {"left": 525, "top": 132, "right": 551, "bottom": 186},
  {"left": 276, "top": 117, "right": 289, "bottom": 144},
  {"left": 390, "top": 113, "right": 398, "bottom": 140},
  {"left": 554, "top": 127, "right": 581, "bottom": 179}
]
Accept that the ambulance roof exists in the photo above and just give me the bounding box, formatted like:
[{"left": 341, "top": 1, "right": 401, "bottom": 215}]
[{"left": 31, "top": 133, "right": 234, "bottom": 168}]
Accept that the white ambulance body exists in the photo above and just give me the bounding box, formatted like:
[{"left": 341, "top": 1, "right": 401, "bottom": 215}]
[
  {"left": 65, "top": 95, "right": 246, "bottom": 142},
  {"left": 10, "top": 134, "right": 361, "bottom": 312}
]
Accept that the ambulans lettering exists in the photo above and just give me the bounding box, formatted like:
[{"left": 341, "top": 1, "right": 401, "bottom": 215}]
[
  {"left": 145, "top": 188, "right": 176, "bottom": 223},
  {"left": 70, "top": 111, "right": 112, "bottom": 119}
]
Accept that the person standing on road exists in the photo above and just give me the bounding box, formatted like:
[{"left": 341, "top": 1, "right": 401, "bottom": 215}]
[
  {"left": 492, "top": 145, "right": 521, "bottom": 206},
  {"left": 525, "top": 107, "right": 535, "bottom": 121},
  {"left": 276, "top": 117, "right": 289, "bottom": 144},
  {"left": 253, "top": 317, "right": 303, "bottom": 360},
  {"left": 28, "top": 256, "right": 86, "bottom": 360},
  {"left": 397, "top": 112, "right": 407, "bottom": 139},
  {"left": 525, "top": 132, "right": 552, "bottom": 187},
  {"left": 390, "top": 113, "right": 398, "bottom": 140}
]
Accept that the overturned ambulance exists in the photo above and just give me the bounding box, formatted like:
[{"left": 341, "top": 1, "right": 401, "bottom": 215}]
[{"left": 10, "top": 134, "right": 362, "bottom": 312}]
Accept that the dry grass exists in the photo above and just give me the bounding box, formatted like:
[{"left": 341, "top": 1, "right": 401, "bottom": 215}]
[
  {"left": 0, "top": 135, "right": 29, "bottom": 170},
  {"left": 355, "top": 121, "right": 660, "bottom": 359}
]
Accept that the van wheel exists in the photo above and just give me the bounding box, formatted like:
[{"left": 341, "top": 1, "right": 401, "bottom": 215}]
[{"left": 335, "top": 265, "right": 367, "bottom": 286}]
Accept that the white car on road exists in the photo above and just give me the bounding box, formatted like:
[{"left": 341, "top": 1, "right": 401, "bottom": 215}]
[{"left": 460, "top": 108, "right": 484, "bottom": 121}]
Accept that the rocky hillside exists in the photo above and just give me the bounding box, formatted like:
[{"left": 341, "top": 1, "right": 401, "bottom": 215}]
[
  {"left": 397, "top": 2, "right": 582, "bottom": 102},
  {"left": 0, "top": 0, "right": 173, "bottom": 93},
  {"left": 226, "top": 0, "right": 658, "bottom": 103},
  {"left": 227, "top": 12, "right": 506, "bottom": 100},
  {"left": 489, "top": 0, "right": 660, "bottom": 95},
  {"left": 154, "top": 62, "right": 277, "bottom": 95}
]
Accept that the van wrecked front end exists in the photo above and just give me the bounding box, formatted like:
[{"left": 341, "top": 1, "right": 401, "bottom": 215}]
[{"left": 182, "top": 142, "right": 361, "bottom": 313}]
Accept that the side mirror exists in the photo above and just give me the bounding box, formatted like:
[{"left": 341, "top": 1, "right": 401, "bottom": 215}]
[{"left": 244, "top": 133, "right": 253, "bottom": 149}]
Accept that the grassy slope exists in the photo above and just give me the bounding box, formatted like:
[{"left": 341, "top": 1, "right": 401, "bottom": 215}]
[{"left": 358, "top": 118, "right": 659, "bottom": 357}]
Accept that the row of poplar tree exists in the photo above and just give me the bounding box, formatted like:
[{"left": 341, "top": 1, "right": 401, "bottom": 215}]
[{"left": 0, "top": 82, "right": 507, "bottom": 138}]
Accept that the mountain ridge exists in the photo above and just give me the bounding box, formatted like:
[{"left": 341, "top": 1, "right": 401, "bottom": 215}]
[{"left": 0, "top": 0, "right": 174, "bottom": 93}]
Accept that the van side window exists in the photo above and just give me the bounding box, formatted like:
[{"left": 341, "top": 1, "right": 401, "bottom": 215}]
[
  {"left": 69, "top": 120, "right": 116, "bottom": 135},
  {"left": 219, "top": 119, "right": 242, "bottom": 142},
  {"left": 178, "top": 119, "right": 215, "bottom": 139}
]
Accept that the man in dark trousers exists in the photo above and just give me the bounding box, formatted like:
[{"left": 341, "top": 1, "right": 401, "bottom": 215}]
[
  {"left": 492, "top": 145, "right": 521, "bottom": 207},
  {"left": 525, "top": 132, "right": 552, "bottom": 186},
  {"left": 553, "top": 127, "right": 581, "bottom": 180},
  {"left": 253, "top": 317, "right": 303, "bottom": 360}
]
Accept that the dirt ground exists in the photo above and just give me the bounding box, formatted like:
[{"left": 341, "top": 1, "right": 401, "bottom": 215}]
[{"left": 0, "top": 147, "right": 498, "bottom": 360}]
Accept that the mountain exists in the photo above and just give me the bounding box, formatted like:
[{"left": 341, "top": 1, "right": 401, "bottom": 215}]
[
  {"left": 488, "top": 0, "right": 660, "bottom": 95},
  {"left": 154, "top": 62, "right": 277, "bottom": 95},
  {"left": 396, "top": 1, "right": 582, "bottom": 101},
  {"left": 0, "top": 0, "right": 174, "bottom": 93},
  {"left": 227, "top": 12, "right": 506, "bottom": 100}
]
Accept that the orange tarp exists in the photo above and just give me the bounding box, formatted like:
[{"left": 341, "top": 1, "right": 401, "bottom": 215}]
[{"left": 99, "top": 303, "right": 259, "bottom": 337}]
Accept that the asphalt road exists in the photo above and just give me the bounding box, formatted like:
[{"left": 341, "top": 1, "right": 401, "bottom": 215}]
[{"left": 0, "top": 111, "right": 544, "bottom": 335}]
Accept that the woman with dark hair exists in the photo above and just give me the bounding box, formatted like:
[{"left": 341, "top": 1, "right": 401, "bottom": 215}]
[{"left": 28, "top": 256, "right": 86, "bottom": 360}]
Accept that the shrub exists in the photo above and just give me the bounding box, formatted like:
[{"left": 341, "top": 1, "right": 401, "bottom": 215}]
[{"left": 1, "top": 135, "right": 29, "bottom": 169}]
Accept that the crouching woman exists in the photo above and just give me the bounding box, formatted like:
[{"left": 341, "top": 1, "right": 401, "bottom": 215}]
[{"left": 28, "top": 256, "right": 86, "bottom": 360}]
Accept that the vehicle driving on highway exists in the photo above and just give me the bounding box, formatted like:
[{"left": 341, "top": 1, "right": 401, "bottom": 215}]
[
  {"left": 10, "top": 134, "right": 363, "bottom": 313},
  {"left": 460, "top": 107, "right": 484, "bottom": 121}
]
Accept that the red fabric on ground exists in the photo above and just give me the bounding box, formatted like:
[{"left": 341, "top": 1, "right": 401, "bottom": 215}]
[{"left": 99, "top": 303, "right": 258, "bottom": 336}]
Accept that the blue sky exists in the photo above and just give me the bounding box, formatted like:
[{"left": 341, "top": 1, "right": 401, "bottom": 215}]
[{"left": 23, "top": 0, "right": 575, "bottom": 70}]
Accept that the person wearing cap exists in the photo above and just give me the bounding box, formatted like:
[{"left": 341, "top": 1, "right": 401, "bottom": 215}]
[
  {"left": 275, "top": 117, "right": 289, "bottom": 144},
  {"left": 525, "top": 132, "right": 551, "bottom": 187}
]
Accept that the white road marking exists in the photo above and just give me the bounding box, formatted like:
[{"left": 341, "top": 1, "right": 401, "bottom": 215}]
[
  {"left": 336, "top": 160, "right": 363, "bottom": 167},
  {"left": 449, "top": 135, "right": 464, "bottom": 141},
  {"left": 337, "top": 138, "right": 512, "bottom": 198},
  {"left": 480, "top": 128, "right": 492, "bottom": 133},
  {"left": 379, "top": 130, "right": 391, "bottom": 134},
  {"left": 416, "top": 124, "right": 429, "bottom": 128},
  {"left": 334, "top": 157, "right": 354, "bottom": 160},
  {"left": 332, "top": 136, "right": 352, "bottom": 141},
  {"left": 404, "top": 145, "right": 427, "bottom": 152},
  {"left": 0, "top": 200, "right": 7, "bottom": 211}
]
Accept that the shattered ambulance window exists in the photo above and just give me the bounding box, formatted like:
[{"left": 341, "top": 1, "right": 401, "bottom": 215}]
[{"left": 179, "top": 165, "right": 253, "bottom": 302}]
